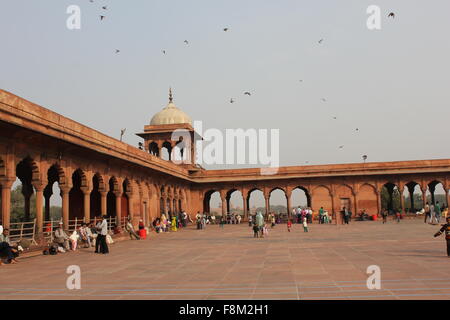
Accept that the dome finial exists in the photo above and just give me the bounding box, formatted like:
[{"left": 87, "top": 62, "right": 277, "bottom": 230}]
[{"left": 169, "top": 87, "right": 173, "bottom": 103}]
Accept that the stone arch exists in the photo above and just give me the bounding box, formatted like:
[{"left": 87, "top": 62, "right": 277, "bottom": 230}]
[
  {"left": 247, "top": 188, "right": 265, "bottom": 216},
  {"left": 404, "top": 181, "right": 422, "bottom": 211},
  {"left": 44, "top": 163, "right": 66, "bottom": 221},
  {"left": 358, "top": 183, "right": 378, "bottom": 215},
  {"left": 268, "top": 187, "right": 287, "bottom": 215},
  {"left": 291, "top": 186, "right": 311, "bottom": 208},
  {"left": 311, "top": 185, "right": 332, "bottom": 215},
  {"left": 335, "top": 184, "right": 355, "bottom": 216},
  {"left": 381, "top": 182, "right": 401, "bottom": 213},
  {"left": 107, "top": 176, "right": 119, "bottom": 217},
  {"left": 14, "top": 157, "right": 41, "bottom": 222},
  {"left": 69, "top": 169, "right": 88, "bottom": 220},
  {"left": 90, "top": 173, "right": 105, "bottom": 219},
  {"left": 427, "top": 180, "right": 446, "bottom": 206},
  {"left": 161, "top": 141, "right": 172, "bottom": 161},
  {"left": 203, "top": 189, "right": 220, "bottom": 214},
  {"left": 226, "top": 188, "right": 244, "bottom": 215},
  {"left": 149, "top": 141, "right": 159, "bottom": 157}
]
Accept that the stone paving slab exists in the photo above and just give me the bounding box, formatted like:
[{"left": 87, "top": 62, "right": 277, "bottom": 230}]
[{"left": 0, "top": 219, "right": 449, "bottom": 300}]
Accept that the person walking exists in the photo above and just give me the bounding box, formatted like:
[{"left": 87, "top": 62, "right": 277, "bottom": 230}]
[
  {"left": 319, "top": 207, "right": 324, "bottom": 224},
  {"left": 255, "top": 212, "right": 264, "bottom": 238},
  {"left": 435, "top": 201, "right": 442, "bottom": 223},
  {"left": 287, "top": 219, "right": 292, "bottom": 232},
  {"left": 303, "top": 217, "right": 309, "bottom": 232},
  {"left": 96, "top": 215, "right": 109, "bottom": 254},
  {"left": 381, "top": 209, "right": 388, "bottom": 224},
  {"left": 424, "top": 202, "right": 430, "bottom": 223},
  {"left": 248, "top": 215, "right": 253, "bottom": 227},
  {"left": 433, "top": 216, "right": 450, "bottom": 257},
  {"left": 430, "top": 203, "right": 437, "bottom": 225}
]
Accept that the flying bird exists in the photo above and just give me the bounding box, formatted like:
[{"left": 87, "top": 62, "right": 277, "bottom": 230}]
[
  {"left": 318, "top": 39, "right": 324, "bottom": 44},
  {"left": 162, "top": 50, "right": 166, "bottom": 54},
  {"left": 115, "top": 49, "right": 120, "bottom": 54},
  {"left": 339, "top": 145, "right": 344, "bottom": 149},
  {"left": 100, "top": 15, "right": 105, "bottom": 21},
  {"left": 321, "top": 98, "right": 327, "bottom": 102},
  {"left": 184, "top": 40, "right": 189, "bottom": 45},
  {"left": 332, "top": 116, "right": 337, "bottom": 120},
  {"left": 102, "top": 6, "right": 107, "bottom": 10},
  {"left": 230, "top": 98, "right": 235, "bottom": 103},
  {"left": 299, "top": 80, "right": 303, "bottom": 82},
  {"left": 244, "top": 92, "right": 251, "bottom": 96},
  {"left": 388, "top": 12, "right": 395, "bottom": 18},
  {"left": 223, "top": 28, "right": 229, "bottom": 32},
  {"left": 355, "top": 128, "right": 359, "bottom": 132}
]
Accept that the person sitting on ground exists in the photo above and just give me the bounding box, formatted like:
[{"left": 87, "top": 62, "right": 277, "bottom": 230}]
[
  {"left": 69, "top": 229, "right": 79, "bottom": 251},
  {"left": 211, "top": 215, "right": 216, "bottom": 225},
  {"left": 79, "top": 223, "right": 91, "bottom": 248},
  {"left": 125, "top": 217, "right": 140, "bottom": 240},
  {"left": 54, "top": 222, "right": 70, "bottom": 251},
  {"left": 0, "top": 226, "right": 19, "bottom": 265},
  {"left": 236, "top": 214, "right": 242, "bottom": 224}
]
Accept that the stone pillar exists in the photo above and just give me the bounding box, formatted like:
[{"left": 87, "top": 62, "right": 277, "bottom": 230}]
[
  {"left": 331, "top": 193, "right": 338, "bottom": 225},
  {"left": 408, "top": 186, "right": 415, "bottom": 211},
  {"left": 169, "top": 197, "right": 174, "bottom": 215},
  {"left": 100, "top": 191, "right": 107, "bottom": 215},
  {"left": 126, "top": 192, "right": 133, "bottom": 219},
  {"left": 22, "top": 183, "right": 33, "bottom": 222},
  {"left": 429, "top": 185, "right": 436, "bottom": 205},
  {"left": 399, "top": 187, "right": 405, "bottom": 214},
  {"left": 61, "top": 186, "right": 70, "bottom": 230},
  {"left": 353, "top": 192, "right": 359, "bottom": 217},
  {"left": 220, "top": 193, "right": 226, "bottom": 218},
  {"left": 264, "top": 195, "right": 270, "bottom": 218},
  {"left": 243, "top": 196, "right": 248, "bottom": 219},
  {"left": 115, "top": 191, "right": 122, "bottom": 224},
  {"left": 83, "top": 190, "right": 91, "bottom": 223},
  {"left": 44, "top": 186, "right": 52, "bottom": 221},
  {"left": 286, "top": 192, "right": 292, "bottom": 219},
  {"left": 163, "top": 196, "right": 168, "bottom": 215},
  {"left": 1, "top": 180, "right": 13, "bottom": 230},
  {"left": 34, "top": 185, "right": 44, "bottom": 235},
  {"left": 422, "top": 187, "right": 427, "bottom": 209},
  {"left": 376, "top": 191, "right": 381, "bottom": 215}
]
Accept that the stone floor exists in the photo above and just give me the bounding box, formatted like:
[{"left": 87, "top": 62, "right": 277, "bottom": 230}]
[{"left": 0, "top": 219, "right": 449, "bottom": 300}]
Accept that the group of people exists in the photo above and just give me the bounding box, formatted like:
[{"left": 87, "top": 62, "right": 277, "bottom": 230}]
[
  {"left": 292, "top": 206, "right": 314, "bottom": 224},
  {"left": 152, "top": 211, "right": 190, "bottom": 233},
  {"left": 424, "top": 201, "right": 446, "bottom": 225},
  {"left": 51, "top": 215, "right": 110, "bottom": 254}
]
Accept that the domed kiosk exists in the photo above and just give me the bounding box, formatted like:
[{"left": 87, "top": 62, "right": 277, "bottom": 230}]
[{"left": 136, "top": 88, "right": 199, "bottom": 167}]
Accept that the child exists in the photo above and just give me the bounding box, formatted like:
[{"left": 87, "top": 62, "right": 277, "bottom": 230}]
[
  {"left": 303, "top": 217, "right": 308, "bottom": 233},
  {"left": 271, "top": 215, "right": 276, "bottom": 228},
  {"left": 253, "top": 225, "right": 259, "bottom": 238},
  {"left": 69, "top": 230, "right": 79, "bottom": 251},
  {"left": 263, "top": 223, "right": 269, "bottom": 237},
  {"left": 287, "top": 219, "right": 292, "bottom": 232}
]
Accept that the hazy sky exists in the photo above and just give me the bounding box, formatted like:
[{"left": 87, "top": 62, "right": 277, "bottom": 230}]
[{"left": 1, "top": 1, "right": 449, "bottom": 206}]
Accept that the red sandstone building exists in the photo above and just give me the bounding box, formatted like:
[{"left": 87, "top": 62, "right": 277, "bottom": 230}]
[{"left": 0, "top": 89, "right": 449, "bottom": 232}]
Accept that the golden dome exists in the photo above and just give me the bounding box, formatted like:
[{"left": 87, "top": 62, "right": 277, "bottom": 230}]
[{"left": 150, "top": 89, "right": 192, "bottom": 126}]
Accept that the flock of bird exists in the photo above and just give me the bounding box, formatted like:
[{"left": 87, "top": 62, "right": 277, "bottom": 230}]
[{"left": 88, "top": 0, "right": 396, "bottom": 163}]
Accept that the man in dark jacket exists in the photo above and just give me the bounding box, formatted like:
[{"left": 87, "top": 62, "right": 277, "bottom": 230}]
[{"left": 434, "top": 216, "right": 450, "bottom": 257}]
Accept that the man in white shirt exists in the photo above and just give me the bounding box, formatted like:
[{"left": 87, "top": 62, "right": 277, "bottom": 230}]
[{"left": 95, "top": 215, "right": 109, "bottom": 254}]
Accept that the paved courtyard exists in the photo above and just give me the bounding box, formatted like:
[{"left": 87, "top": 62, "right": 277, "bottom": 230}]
[{"left": 0, "top": 219, "right": 449, "bottom": 300}]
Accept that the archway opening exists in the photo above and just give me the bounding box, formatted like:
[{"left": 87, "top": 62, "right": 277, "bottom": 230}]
[
  {"left": 107, "top": 177, "right": 117, "bottom": 218},
  {"left": 90, "top": 174, "right": 102, "bottom": 219},
  {"left": 269, "top": 188, "right": 286, "bottom": 216},
  {"left": 149, "top": 142, "right": 159, "bottom": 157},
  {"left": 227, "top": 189, "right": 244, "bottom": 217},
  {"left": 247, "top": 189, "right": 265, "bottom": 218},
  {"left": 45, "top": 164, "right": 63, "bottom": 222},
  {"left": 69, "top": 169, "right": 85, "bottom": 220}
]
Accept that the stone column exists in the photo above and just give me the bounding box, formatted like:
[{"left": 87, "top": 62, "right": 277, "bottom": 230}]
[
  {"left": 61, "top": 186, "right": 70, "bottom": 230},
  {"left": 44, "top": 186, "right": 52, "bottom": 221},
  {"left": 115, "top": 192, "right": 122, "bottom": 224},
  {"left": 83, "top": 189, "right": 91, "bottom": 223},
  {"left": 331, "top": 193, "right": 338, "bottom": 225},
  {"left": 286, "top": 192, "right": 292, "bottom": 219},
  {"left": 353, "top": 192, "right": 359, "bottom": 218},
  {"left": 399, "top": 187, "right": 405, "bottom": 214},
  {"left": 1, "top": 179, "right": 13, "bottom": 230},
  {"left": 100, "top": 191, "right": 107, "bottom": 215},
  {"left": 220, "top": 193, "right": 226, "bottom": 218},
  {"left": 265, "top": 195, "right": 270, "bottom": 218},
  {"left": 34, "top": 184, "right": 44, "bottom": 235},
  {"left": 126, "top": 192, "right": 133, "bottom": 219},
  {"left": 163, "top": 196, "right": 168, "bottom": 215},
  {"left": 421, "top": 187, "right": 427, "bottom": 209},
  {"left": 22, "top": 183, "right": 33, "bottom": 222},
  {"left": 376, "top": 191, "right": 381, "bottom": 215},
  {"left": 243, "top": 196, "right": 248, "bottom": 219},
  {"left": 408, "top": 186, "right": 415, "bottom": 211}
]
